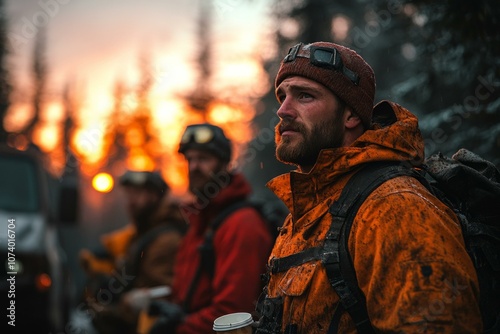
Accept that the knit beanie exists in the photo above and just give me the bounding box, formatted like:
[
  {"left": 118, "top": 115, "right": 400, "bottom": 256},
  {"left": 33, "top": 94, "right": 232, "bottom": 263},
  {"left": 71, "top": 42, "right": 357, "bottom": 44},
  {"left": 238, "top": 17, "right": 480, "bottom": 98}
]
[{"left": 275, "top": 42, "right": 376, "bottom": 128}]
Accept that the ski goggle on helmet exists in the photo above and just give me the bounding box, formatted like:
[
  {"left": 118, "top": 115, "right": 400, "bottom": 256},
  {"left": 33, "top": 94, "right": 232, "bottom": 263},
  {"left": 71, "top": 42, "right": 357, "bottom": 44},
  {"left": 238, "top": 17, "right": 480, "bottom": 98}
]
[{"left": 178, "top": 123, "right": 232, "bottom": 162}]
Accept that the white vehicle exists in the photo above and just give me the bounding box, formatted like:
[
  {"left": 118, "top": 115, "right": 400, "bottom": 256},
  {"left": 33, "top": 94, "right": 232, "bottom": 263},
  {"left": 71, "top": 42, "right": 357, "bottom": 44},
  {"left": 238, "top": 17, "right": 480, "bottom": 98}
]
[{"left": 0, "top": 144, "right": 78, "bottom": 333}]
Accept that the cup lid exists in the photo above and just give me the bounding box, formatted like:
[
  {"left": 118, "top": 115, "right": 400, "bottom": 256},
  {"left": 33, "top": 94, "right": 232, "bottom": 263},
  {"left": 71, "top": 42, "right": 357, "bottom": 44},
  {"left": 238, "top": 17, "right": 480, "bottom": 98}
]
[
  {"left": 213, "top": 312, "right": 253, "bottom": 331},
  {"left": 148, "top": 286, "right": 171, "bottom": 298}
]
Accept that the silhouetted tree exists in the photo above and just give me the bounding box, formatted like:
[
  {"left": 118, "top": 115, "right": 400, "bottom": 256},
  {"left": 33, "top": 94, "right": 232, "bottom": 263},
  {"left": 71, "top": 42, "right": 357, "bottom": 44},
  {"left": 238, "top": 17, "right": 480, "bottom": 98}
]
[
  {"left": 62, "top": 81, "right": 77, "bottom": 151},
  {"left": 186, "top": 0, "right": 213, "bottom": 117},
  {"left": 24, "top": 27, "right": 47, "bottom": 141},
  {"left": 103, "top": 80, "right": 129, "bottom": 169},
  {"left": 103, "top": 55, "right": 161, "bottom": 172},
  {"left": 0, "top": 0, "right": 11, "bottom": 143},
  {"left": 133, "top": 54, "right": 161, "bottom": 168},
  {"left": 60, "top": 80, "right": 80, "bottom": 177}
]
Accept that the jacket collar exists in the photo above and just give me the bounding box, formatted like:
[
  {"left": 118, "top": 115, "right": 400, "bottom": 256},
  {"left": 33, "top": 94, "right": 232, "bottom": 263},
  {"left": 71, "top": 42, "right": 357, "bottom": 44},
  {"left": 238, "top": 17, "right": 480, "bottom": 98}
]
[
  {"left": 267, "top": 100, "right": 425, "bottom": 220},
  {"left": 181, "top": 172, "right": 252, "bottom": 234}
]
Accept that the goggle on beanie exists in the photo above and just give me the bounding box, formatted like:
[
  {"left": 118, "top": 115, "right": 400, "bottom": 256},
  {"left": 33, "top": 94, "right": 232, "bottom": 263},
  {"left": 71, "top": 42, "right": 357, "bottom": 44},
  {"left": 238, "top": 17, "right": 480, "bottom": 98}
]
[{"left": 178, "top": 123, "right": 232, "bottom": 163}]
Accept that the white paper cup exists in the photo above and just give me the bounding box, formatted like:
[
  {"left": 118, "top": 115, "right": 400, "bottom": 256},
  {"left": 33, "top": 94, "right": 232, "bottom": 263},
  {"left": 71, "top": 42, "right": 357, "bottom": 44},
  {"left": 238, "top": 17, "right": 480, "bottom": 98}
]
[
  {"left": 213, "top": 312, "right": 254, "bottom": 333},
  {"left": 148, "top": 285, "right": 171, "bottom": 298}
]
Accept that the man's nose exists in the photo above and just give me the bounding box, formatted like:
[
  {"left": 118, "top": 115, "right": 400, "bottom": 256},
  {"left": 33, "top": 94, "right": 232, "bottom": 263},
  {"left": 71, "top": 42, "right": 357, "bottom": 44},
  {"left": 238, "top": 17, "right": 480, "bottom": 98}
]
[
  {"left": 277, "top": 97, "right": 296, "bottom": 119},
  {"left": 188, "top": 160, "right": 199, "bottom": 172}
]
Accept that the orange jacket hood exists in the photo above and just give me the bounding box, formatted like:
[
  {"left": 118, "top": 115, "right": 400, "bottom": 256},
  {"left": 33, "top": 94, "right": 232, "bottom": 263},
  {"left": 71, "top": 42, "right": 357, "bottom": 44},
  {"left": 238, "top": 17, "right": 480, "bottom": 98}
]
[{"left": 268, "top": 100, "right": 425, "bottom": 218}]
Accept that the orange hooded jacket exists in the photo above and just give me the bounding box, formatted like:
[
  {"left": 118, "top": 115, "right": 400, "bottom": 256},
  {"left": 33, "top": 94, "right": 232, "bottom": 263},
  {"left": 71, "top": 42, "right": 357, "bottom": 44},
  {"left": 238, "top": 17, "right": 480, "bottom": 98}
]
[
  {"left": 265, "top": 101, "right": 482, "bottom": 333},
  {"left": 79, "top": 224, "right": 136, "bottom": 275}
]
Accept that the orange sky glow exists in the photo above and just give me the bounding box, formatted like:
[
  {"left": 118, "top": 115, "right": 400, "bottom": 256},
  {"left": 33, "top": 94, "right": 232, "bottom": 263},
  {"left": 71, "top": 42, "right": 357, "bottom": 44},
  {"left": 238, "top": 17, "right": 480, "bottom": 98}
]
[{"left": 4, "top": 0, "right": 276, "bottom": 193}]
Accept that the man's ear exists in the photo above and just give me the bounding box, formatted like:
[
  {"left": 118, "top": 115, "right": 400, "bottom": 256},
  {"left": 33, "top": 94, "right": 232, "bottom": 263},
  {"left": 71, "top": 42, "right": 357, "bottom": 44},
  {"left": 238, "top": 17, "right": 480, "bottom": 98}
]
[{"left": 344, "top": 107, "right": 362, "bottom": 129}]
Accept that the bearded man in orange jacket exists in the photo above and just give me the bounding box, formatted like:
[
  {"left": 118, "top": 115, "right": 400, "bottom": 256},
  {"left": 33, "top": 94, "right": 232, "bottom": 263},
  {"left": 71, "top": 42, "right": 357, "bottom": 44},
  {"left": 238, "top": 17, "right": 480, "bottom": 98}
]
[{"left": 255, "top": 42, "right": 482, "bottom": 333}]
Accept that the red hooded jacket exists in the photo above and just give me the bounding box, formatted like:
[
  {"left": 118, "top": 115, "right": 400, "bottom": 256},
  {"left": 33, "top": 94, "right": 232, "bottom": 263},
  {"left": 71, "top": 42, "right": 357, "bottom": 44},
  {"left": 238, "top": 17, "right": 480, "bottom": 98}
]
[{"left": 172, "top": 173, "right": 274, "bottom": 334}]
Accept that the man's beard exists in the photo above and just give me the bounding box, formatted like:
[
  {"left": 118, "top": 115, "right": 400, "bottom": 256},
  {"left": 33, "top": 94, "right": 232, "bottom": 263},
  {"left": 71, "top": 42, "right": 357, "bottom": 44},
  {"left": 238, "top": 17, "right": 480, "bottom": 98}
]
[
  {"left": 131, "top": 202, "right": 160, "bottom": 232},
  {"left": 188, "top": 170, "right": 212, "bottom": 194},
  {"left": 188, "top": 163, "right": 227, "bottom": 196},
  {"left": 275, "top": 114, "right": 344, "bottom": 168}
]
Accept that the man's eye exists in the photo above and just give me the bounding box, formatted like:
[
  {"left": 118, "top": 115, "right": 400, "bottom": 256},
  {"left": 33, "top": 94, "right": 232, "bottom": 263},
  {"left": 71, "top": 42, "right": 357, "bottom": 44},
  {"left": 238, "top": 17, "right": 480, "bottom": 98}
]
[
  {"left": 277, "top": 94, "right": 285, "bottom": 103},
  {"left": 299, "top": 92, "right": 313, "bottom": 99}
]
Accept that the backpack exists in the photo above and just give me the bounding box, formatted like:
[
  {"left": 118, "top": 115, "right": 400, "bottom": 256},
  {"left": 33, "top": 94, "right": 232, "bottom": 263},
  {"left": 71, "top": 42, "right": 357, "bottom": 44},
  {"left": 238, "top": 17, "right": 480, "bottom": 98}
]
[
  {"left": 181, "top": 200, "right": 286, "bottom": 312},
  {"left": 325, "top": 149, "right": 500, "bottom": 333}
]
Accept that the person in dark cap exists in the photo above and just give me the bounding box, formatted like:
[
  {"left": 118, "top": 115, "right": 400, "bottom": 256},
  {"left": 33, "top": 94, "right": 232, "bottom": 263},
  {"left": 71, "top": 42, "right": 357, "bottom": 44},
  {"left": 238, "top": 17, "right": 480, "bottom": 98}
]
[
  {"left": 143, "top": 123, "right": 274, "bottom": 334},
  {"left": 79, "top": 170, "right": 186, "bottom": 334},
  {"left": 254, "top": 42, "right": 482, "bottom": 333},
  {"left": 118, "top": 171, "right": 170, "bottom": 235}
]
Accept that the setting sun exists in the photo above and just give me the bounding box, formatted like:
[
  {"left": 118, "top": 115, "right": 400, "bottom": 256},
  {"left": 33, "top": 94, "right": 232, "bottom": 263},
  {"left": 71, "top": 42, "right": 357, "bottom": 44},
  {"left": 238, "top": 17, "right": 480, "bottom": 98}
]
[{"left": 92, "top": 172, "right": 115, "bottom": 193}]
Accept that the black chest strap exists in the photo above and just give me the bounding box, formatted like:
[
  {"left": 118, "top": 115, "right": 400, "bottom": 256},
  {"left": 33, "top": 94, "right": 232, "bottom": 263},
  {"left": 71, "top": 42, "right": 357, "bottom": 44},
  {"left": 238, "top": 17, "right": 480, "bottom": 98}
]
[
  {"left": 182, "top": 200, "right": 254, "bottom": 312},
  {"left": 269, "top": 246, "right": 324, "bottom": 274}
]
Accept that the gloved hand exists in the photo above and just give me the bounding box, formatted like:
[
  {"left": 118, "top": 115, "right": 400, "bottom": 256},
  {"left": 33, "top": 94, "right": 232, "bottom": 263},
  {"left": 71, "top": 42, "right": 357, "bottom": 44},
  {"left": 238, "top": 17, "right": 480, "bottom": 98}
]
[{"left": 148, "top": 300, "right": 185, "bottom": 334}]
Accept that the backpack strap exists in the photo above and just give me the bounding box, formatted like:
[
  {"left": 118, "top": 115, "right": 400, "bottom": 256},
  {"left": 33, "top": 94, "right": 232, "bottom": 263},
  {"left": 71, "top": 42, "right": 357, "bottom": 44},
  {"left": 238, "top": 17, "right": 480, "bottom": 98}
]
[
  {"left": 326, "top": 163, "right": 418, "bottom": 333},
  {"left": 201, "top": 200, "right": 257, "bottom": 277},
  {"left": 182, "top": 200, "right": 254, "bottom": 312}
]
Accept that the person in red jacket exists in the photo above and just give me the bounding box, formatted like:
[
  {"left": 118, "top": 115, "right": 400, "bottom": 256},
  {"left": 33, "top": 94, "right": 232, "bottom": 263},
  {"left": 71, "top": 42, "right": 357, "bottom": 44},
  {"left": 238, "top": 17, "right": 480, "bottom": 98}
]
[{"left": 147, "top": 123, "right": 274, "bottom": 334}]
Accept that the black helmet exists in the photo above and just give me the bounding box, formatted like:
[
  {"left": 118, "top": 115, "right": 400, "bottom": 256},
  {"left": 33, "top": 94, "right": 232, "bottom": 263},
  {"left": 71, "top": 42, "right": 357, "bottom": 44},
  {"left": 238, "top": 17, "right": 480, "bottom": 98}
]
[
  {"left": 119, "top": 170, "right": 169, "bottom": 196},
  {"left": 178, "top": 123, "right": 232, "bottom": 162}
]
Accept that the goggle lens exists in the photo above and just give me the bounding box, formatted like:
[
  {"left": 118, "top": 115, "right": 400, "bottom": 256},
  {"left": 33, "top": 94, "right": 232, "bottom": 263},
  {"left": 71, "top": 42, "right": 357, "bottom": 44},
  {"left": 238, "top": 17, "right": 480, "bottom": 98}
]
[
  {"left": 181, "top": 126, "right": 215, "bottom": 144},
  {"left": 312, "top": 49, "right": 338, "bottom": 67}
]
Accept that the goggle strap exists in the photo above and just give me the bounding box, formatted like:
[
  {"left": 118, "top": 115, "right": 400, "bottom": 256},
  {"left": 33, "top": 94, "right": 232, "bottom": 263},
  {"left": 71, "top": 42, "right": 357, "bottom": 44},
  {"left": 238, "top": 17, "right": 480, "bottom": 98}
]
[
  {"left": 342, "top": 67, "right": 360, "bottom": 86},
  {"left": 284, "top": 43, "right": 303, "bottom": 63},
  {"left": 283, "top": 43, "right": 360, "bottom": 85}
]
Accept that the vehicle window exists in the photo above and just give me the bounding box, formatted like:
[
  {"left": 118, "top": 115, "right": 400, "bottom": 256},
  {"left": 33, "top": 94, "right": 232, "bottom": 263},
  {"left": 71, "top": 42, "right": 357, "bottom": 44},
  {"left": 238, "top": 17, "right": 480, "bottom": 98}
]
[{"left": 0, "top": 156, "right": 39, "bottom": 212}]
